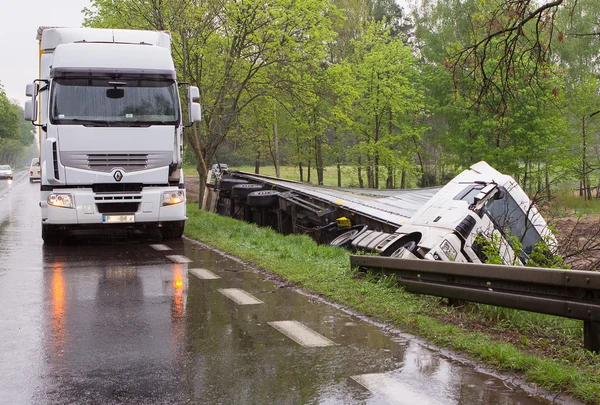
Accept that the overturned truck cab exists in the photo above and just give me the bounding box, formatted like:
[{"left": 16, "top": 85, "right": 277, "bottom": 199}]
[{"left": 351, "top": 162, "right": 555, "bottom": 265}]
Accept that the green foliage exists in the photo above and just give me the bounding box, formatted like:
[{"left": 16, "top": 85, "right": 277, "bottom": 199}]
[
  {"left": 474, "top": 232, "right": 566, "bottom": 268},
  {"left": 0, "top": 82, "right": 35, "bottom": 165}
]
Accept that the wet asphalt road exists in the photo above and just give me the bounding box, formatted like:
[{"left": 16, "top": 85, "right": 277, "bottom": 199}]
[{"left": 0, "top": 176, "right": 573, "bottom": 405}]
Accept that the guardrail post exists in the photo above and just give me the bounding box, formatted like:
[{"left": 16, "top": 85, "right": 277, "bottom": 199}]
[{"left": 583, "top": 321, "right": 600, "bottom": 353}]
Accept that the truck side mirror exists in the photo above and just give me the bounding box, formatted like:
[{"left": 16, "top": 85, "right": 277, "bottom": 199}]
[
  {"left": 25, "top": 83, "right": 37, "bottom": 97},
  {"left": 24, "top": 100, "right": 37, "bottom": 122},
  {"left": 189, "top": 103, "right": 201, "bottom": 123},
  {"left": 187, "top": 86, "right": 200, "bottom": 102}
]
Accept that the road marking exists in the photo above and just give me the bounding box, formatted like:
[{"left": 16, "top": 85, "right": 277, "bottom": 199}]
[
  {"left": 351, "top": 373, "right": 444, "bottom": 405},
  {"left": 166, "top": 255, "right": 193, "bottom": 263},
  {"left": 150, "top": 244, "right": 171, "bottom": 251},
  {"left": 218, "top": 288, "right": 264, "bottom": 305},
  {"left": 268, "top": 320, "right": 336, "bottom": 347},
  {"left": 189, "top": 268, "right": 220, "bottom": 280}
]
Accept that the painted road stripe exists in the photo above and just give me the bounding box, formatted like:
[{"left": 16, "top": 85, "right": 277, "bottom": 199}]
[
  {"left": 218, "top": 288, "right": 264, "bottom": 305},
  {"left": 351, "top": 373, "right": 444, "bottom": 405},
  {"left": 166, "top": 255, "right": 193, "bottom": 263},
  {"left": 150, "top": 244, "right": 172, "bottom": 251},
  {"left": 268, "top": 320, "right": 336, "bottom": 347},
  {"left": 189, "top": 268, "right": 221, "bottom": 280}
]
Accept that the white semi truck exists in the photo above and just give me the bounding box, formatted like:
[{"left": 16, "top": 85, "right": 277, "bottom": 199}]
[{"left": 24, "top": 27, "right": 201, "bottom": 242}]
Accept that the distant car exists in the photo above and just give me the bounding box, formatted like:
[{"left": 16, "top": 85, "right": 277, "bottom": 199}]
[
  {"left": 211, "top": 163, "right": 229, "bottom": 172},
  {"left": 0, "top": 165, "right": 13, "bottom": 180},
  {"left": 29, "top": 158, "right": 41, "bottom": 182}
]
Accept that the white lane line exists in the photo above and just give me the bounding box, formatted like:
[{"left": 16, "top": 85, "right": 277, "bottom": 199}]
[
  {"left": 166, "top": 255, "right": 193, "bottom": 263},
  {"left": 268, "top": 320, "right": 337, "bottom": 347},
  {"left": 150, "top": 244, "right": 172, "bottom": 251},
  {"left": 189, "top": 268, "right": 221, "bottom": 280},
  {"left": 218, "top": 288, "right": 264, "bottom": 305},
  {"left": 351, "top": 373, "right": 444, "bottom": 405}
]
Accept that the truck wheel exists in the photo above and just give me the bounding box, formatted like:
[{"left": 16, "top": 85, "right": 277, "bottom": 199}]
[
  {"left": 247, "top": 190, "right": 279, "bottom": 208},
  {"left": 330, "top": 225, "right": 368, "bottom": 248},
  {"left": 41, "top": 224, "right": 61, "bottom": 244},
  {"left": 381, "top": 235, "right": 420, "bottom": 258},
  {"left": 218, "top": 178, "right": 248, "bottom": 192},
  {"left": 161, "top": 221, "right": 185, "bottom": 239},
  {"left": 231, "top": 183, "right": 264, "bottom": 199}
]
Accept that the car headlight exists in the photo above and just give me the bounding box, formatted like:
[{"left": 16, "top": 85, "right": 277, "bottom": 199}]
[
  {"left": 162, "top": 190, "right": 185, "bottom": 206},
  {"left": 48, "top": 193, "right": 74, "bottom": 208},
  {"left": 440, "top": 239, "right": 458, "bottom": 260}
]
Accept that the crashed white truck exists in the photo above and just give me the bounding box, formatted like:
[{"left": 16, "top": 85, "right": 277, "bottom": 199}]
[{"left": 211, "top": 161, "right": 556, "bottom": 266}]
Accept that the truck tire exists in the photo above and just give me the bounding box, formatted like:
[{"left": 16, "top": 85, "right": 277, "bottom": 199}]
[
  {"left": 161, "top": 221, "right": 185, "bottom": 239},
  {"left": 381, "top": 234, "right": 420, "bottom": 258},
  {"left": 247, "top": 190, "right": 279, "bottom": 208},
  {"left": 231, "top": 183, "right": 264, "bottom": 199},
  {"left": 218, "top": 178, "right": 248, "bottom": 192},
  {"left": 41, "top": 223, "right": 61, "bottom": 244},
  {"left": 330, "top": 225, "right": 368, "bottom": 248}
]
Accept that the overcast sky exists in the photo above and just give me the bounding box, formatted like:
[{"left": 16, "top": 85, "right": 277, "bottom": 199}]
[{"left": 0, "top": 0, "right": 91, "bottom": 107}]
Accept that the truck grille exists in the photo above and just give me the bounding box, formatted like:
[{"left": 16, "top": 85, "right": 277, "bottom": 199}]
[
  {"left": 95, "top": 193, "right": 142, "bottom": 214},
  {"left": 60, "top": 151, "right": 172, "bottom": 173},
  {"left": 87, "top": 154, "right": 148, "bottom": 171},
  {"left": 96, "top": 202, "right": 140, "bottom": 214}
]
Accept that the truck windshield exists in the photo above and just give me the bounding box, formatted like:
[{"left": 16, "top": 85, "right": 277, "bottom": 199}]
[
  {"left": 481, "top": 187, "right": 543, "bottom": 260},
  {"left": 50, "top": 77, "right": 179, "bottom": 126}
]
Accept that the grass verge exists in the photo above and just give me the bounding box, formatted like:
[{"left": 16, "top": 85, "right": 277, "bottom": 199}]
[{"left": 184, "top": 205, "right": 600, "bottom": 404}]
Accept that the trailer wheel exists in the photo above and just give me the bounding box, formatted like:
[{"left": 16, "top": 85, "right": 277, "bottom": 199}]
[
  {"left": 231, "top": 183, "right": 264, "bottom": 199},
  {"left": 329, "top": 225, "right": 368, "bottom": 248},
  {"left": 218, "top": 178, "right": 248, "bottom": 192},
  {"left": 247, "top": 190, "right": 279, "bottom": 208},
  {"left": 161, "top": 221, "right": 185, "bottom": 239}
]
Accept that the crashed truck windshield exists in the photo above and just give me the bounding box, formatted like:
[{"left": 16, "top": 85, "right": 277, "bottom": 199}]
[
  {"left": 481, "top": 187, "right": 543, "bottom": 259},
  {"left": 50, "top": 77, "right": 179, "bottom": 126}
]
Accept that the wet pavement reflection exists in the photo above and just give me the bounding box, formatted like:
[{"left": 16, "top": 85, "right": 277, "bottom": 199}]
[{"left": 0, "top": 178, "right": 577, "bottom": 404}]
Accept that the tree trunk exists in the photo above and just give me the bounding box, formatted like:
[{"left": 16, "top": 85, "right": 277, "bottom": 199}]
[
  {"left": 254, "top": 151, "right": 260, "bottom": 174},
  {"left": 307, "top": 160, "right": 311, "bottom": 183},
  {"left": 299, "top": 162, "right": 304, "bottom": 182},
  {"left": 316, "top": 135, "right": 324, "bottom": 185},
  {"left": 337, "top": 163, "right": 342, "bottom": 187},
  {"left": 358, "top": 157, "right": 364, "bottom": 188},
  {"left": 273, "top": 104, "right": 280, "bottom": 178}
]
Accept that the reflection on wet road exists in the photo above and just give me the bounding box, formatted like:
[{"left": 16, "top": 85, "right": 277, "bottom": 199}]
[{"left": 0, "top": 178, "right": 567, "bottom": 404}]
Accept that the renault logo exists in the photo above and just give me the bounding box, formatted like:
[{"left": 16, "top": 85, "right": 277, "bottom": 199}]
[{"left": 113, "top": 170, "right": 123, "bottom": 182}]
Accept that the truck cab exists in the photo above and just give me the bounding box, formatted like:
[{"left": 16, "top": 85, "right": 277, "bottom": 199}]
[
  {"left": 351, "top": 162, "right": 555, "bottom": 265},
  {"left": 24, "top": 28, "right": 201, "bottom": 242}
]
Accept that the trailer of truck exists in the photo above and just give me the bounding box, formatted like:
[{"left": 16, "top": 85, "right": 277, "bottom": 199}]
[{"left": 24, "top": 27, "right": 201, "bottom": 242}]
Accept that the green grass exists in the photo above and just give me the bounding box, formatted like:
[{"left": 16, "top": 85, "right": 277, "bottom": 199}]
[{"left": 184, "top": 205, "right": 600, "bottom": 404}]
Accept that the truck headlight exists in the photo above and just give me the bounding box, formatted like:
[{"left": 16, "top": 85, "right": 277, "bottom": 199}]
[
  {"left": 440, "top": 239, "right": 457, "bottom": 260},
  {"left": 162, "top": 190, "right": 185, "bottom": 206},
  {"left": 48, "top": 193, "right": 74, "bottom": 208}
]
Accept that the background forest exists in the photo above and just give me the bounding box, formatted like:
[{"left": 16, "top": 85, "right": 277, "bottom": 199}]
[
  {"left": 0, "top": 83, "right": 35, "bottom": 167},
  {"left": 0, "top": 0, "right": 593, "bottom": 204}
]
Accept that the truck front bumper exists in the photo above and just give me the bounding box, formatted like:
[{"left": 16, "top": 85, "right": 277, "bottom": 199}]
[{"left": 41, "top": 187, "right": 187, "bottom": 225}]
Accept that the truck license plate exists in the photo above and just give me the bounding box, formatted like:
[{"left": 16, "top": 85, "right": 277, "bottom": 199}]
[{"left": 103, "top": 215, "right": 135, "bottom": 223}]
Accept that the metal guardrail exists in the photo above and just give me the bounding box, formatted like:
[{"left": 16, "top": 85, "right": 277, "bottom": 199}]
[{"left": 350, "top": 255, "right": 600, "bottom": 352}]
